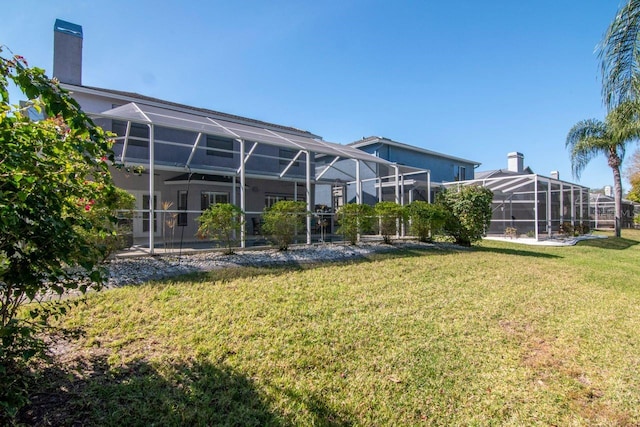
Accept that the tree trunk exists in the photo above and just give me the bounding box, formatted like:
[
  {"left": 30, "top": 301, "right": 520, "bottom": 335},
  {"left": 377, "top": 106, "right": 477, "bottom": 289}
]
[{"left": 612, "top": 164, "right": 623, "bottom": 238}]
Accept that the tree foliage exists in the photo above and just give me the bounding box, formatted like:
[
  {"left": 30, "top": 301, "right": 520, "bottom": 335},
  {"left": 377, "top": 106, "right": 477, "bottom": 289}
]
[
  {"left": 438, "top": 185, "right": 493, "bottom": 246},
  {"left": 566, "top": 102, "right": 640, "bottom": 237},
  {"left": 625, "top": 149, "right": 640, "bottom": 202},
  {"left": 0, "top": 48, "right": 117, "bottom": 419},
  {"left": 262, "top": 200, "right": 307, "bottom": 251},
  {"left": 406, "top": 201, "right": 448, "bottom": 242},
  {"left": 373, "top": 202, "right": 406, "bottom": 244},
  {"left": 335, "top": 203, "right": 374, "bottom": 245},
  {"left": 196, "top": 203, "right": 244, "bottom": 254},
  {"left": 598, "top": 0, "right": 640, "bottom": 110}
]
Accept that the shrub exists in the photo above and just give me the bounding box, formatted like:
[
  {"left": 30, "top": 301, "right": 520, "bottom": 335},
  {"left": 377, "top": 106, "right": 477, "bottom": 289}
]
[
  {"left": 406, "top": 201, "right": 448, "bottom": 242},
  {"left": 196, "top": 203, "right": 244, "bottom": 254},
  {"left": 373, "top": 202, "right": 406, "bottom": 244},
  {"left": 0, "top": 49, "right": 117, "bottom": 420},
  {"left": 438, "top": 185, "right": 493, "bottom": 246},
  {"left": 262, "top": 201, "right": 308, "bottom": 250},
  {"left": 336, "top": 203, "right": 374, "bottom": 245},
  {"left": 560, "top": 221, "right": 574, "bottom": 236},
  {"left": 504, "top": 226, "right": 518, "bottom": 239},
  {"left": 574, "top": 222, "right": 591, "bottom": 236},
  {"left": 78, "top": 187, "right": 135, "bottom": 260}
]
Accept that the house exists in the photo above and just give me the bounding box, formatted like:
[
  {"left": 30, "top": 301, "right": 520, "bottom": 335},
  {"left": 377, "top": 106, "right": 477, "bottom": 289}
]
[
  {"left": 444, "top": 152, "right": 591, "bottom": 239},
  {"left": 590, "top": 192, "right": 639, "bottom": 229},
  {"left": 51, "top": 20, "right": 428, "bottom": 252},
  {"left": 349, "top": 136, "right": 480, "bottom": 183},
  {"left": 346, "top": 136, "right": 480, "bottom": 204}
]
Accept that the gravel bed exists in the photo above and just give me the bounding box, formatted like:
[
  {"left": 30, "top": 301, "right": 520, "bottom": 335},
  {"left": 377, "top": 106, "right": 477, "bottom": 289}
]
[{"left": 106, "top": 241, "right": 448, "bottom": 288}]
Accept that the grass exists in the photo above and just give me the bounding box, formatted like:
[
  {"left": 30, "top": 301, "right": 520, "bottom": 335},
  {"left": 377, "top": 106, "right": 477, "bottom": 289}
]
[{"left": 19, "top": 229, "right": 640, "bottom": 426}]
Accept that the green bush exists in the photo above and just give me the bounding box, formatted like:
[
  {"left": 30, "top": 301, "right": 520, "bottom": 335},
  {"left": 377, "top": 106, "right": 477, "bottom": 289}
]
[
  {"left": 406, "top": 201, "right": 448, "bottom": 242},
  {"left": 0, "top": 48, "right": 117, "bottom": 421},
  {"left": 196, "top": 203, "right": 244, "bottom": 254},
  {"left": 560, "top": 221, "right": 574, "bottom": 236},
  {"left": 262, "top": 201, "right": 308, "bottom": 250},
  {"left": 438, "top": 185, "right": 493, "bottom": 246},
  {"left": 78, "top": 187, "right": 135, "bottom": 260},
  {"left": 336, "top": 203, "right": 374, "bottom": 245},
  {"left": 374, "top": 202, "right": 406, "bottom": 244},
  {"left": 574, "top": 222, "right": 591, "bottom": 236}
]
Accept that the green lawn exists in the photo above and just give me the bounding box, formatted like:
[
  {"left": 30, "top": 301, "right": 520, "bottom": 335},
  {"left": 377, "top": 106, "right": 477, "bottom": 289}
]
[{"left": 22, "top": 230, "right": 640, "bottom": 426}]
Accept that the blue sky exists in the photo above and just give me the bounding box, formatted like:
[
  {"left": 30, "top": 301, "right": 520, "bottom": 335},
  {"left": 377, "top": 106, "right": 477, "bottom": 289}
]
[{"left": 1, "top": 1, "right": 632, "bottom": 189}]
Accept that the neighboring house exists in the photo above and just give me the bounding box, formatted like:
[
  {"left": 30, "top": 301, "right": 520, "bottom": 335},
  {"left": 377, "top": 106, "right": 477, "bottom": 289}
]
[
  {"left": 347, "top": 136, "right": 480, "bottom": 204},
  {"left": 51, "top": 20, "right": 427, "bottom": 251},
  {"left": 349, "top": 136, "right": 480, "bottom": 183},
  {"left": 445, "top": 152, "right": 591, "bottom": 239},
  {"left": 590, "top": 192, "right": 639, "bottom": 229}
]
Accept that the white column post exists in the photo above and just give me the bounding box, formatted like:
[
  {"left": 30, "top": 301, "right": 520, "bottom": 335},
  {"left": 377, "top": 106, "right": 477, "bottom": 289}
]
[
  {"left": 393, "top": 165, "right": 400, "bottom": 204},
  {"left": 534, "top": 176, "right": 539, "bottom": 240},
  {"left": 306, "top": 151, "right": 312, "bottom": 245},
  {"left": 547, "top": 178, "right": 552, "bottom": 238},
  {"left": 559, "top": 181, "right": 564, "bottom": 225},
  {"left": 149, "top": 124, "right": 155, "bottom": 254},
  {"left": 355, "top": 160, "right": 361, "bottom": 204},
  {"left": 570, "top": 184, "right": 575, "bottom": 227},
  {"left": 239, "top": 139, "right": 246, "bottom": 248}
]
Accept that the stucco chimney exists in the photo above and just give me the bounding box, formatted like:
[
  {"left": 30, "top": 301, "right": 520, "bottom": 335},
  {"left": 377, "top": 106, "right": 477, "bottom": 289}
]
[
  {"left": 53, "top": 19, "right": 83, "bottom": 85},
  {"left": 507, "top": 152, "right": 524, "bottom": 173},
  {"left": 550, "top": 171, "right": 559, "bottom": 180}
]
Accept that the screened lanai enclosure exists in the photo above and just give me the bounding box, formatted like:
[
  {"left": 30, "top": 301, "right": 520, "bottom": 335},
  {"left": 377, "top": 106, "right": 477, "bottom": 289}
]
[
  {"left": 443, "top": 174, "right": 590, "bottom": 239},
  {"left": 590, "top": 193, "right": 639, "bottom": 229},
  {"left": 92, "top": 103, "right": 430, "bottom": 253}
]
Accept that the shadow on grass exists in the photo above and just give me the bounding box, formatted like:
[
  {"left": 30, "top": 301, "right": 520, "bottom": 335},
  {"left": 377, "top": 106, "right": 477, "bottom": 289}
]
[
  {"left": 19, "top": 352, "right": 353, "bottom": 426},
  {"left": 576, "top": 237, "right": 639, "bottom": 250},
  {"left": 472, "top": 245, "right": 562, "bottom": 259}
]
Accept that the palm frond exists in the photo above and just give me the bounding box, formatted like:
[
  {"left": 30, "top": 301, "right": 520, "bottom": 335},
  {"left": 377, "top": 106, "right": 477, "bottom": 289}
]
[
  {"left": 565, "top": 119, "right": 610, "bottom": 179},
  {"left": 607, "top": 99, "right": 640, "bottom": 143},
  {"left": 598, "top": 0, "right": 640, "bottom": 110}
]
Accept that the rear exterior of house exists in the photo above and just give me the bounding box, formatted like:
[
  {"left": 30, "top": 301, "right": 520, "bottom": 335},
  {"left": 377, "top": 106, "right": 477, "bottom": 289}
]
[{"left": 51, "top": 20, "right": 428, "bottom": 251}]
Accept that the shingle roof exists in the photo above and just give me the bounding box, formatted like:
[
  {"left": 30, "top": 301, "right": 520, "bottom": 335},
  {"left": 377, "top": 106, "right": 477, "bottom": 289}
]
[
  {"left": 63, "top": 84, "right": 320, "bottom": 138},
  {"left": 350, "top": 136, "right": 481, "bottom": 166}
]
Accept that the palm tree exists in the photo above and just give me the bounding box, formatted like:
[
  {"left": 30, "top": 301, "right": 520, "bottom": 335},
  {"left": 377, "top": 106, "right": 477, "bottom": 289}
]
[
  {"left": 599, "top": 0, "right": 640, "bottom": 110},
  {"left": 566, "top": 102, "right": 640, "bottom": 237}
]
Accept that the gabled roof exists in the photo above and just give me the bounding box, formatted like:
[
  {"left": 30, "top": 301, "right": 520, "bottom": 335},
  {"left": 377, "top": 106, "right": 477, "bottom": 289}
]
[
  {"left": 62, "top": 83, "right": 320, "bottom": 138},
  {"left": 349, "top": 136, "right": 481, "bottom": 166}
]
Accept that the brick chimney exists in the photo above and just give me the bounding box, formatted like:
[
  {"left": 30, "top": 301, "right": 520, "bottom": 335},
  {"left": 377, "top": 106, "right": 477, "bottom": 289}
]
[{"left": 53, "top": 19, "right": 83, "bottom": 85}]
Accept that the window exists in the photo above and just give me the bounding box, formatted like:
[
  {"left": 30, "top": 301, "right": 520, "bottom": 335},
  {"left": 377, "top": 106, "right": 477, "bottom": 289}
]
[
  {"left": 265, "top": 194, "right": 293, "bottom": 208},
  {"left": 201, "top": 192, "right": 229, "bottom": 210},
  {"left": 455, "top": 165, "right": 466, "bottom": 181},
  {"left": 206, "top": 135, "right": 234, "bottom": 158},
  {"left": 112, "top": 120, "right": 149, "bottom": 147},
  {"left": 279, "top": 148, "right": 300, "bottom": 166},
  {"left": 177, "top": 190, "right": 188, "bottom": 226}
]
